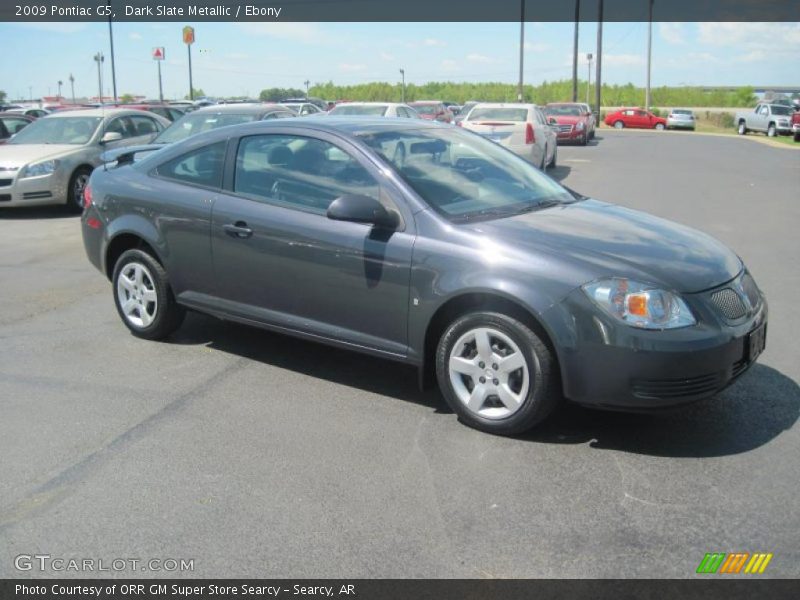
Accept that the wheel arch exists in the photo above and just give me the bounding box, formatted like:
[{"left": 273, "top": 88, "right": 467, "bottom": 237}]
[
  {"left": 104, "top": 226, "right": 165, "bottom": 281},
  {"left": 419, "top": 291, "right": 562, "bottom": 391}
]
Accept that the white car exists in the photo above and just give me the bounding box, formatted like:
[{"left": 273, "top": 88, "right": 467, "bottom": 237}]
[
  {"left": 0, "top": 108, "right": 168, "bottom": 210},
  {"left": 328, "top": 102, "right": 421, "bottom": 118},
  {"left": 461, "top": 103, "right": 557, "bottom": 170},
  {"left": 280, "top": 102, "right": 324, "bottom": 116}
]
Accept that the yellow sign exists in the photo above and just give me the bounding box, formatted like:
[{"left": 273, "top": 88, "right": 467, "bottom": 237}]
[{"left": 182, "top": 26, "right": 195, "bottom": 45}]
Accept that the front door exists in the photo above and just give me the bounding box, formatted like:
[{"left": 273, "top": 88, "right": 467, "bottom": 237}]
[{"left": 210, "top": 132, "right": 415, "bottom": 357}]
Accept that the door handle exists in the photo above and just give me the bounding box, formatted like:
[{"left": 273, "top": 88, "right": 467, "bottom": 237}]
[{"left": 223, "top": 221, "right": 253, "bottom": 239}]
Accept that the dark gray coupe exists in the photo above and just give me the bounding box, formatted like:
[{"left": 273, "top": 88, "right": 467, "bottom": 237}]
[{"left": 81, "top": 118, "right": 767, "bottom": 435}]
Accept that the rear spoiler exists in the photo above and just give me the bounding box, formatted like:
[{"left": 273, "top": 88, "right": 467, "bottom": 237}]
[{"left": 100, "top": 144, "right": 165, "bottom": 166}]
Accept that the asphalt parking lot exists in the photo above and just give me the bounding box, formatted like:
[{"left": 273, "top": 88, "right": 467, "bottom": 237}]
[{"left": 0, "top": 131, "right": 798, "bottom": 579}]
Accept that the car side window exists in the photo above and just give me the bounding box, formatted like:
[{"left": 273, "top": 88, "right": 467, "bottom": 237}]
[
  {"left": 156, "top": 141, "right": 226, "bottom": 189},
  {"left": 105, "top": 117, "right": 132, "bottom": 137},
  {"left": 4, "top": 118, "right": 31, "bottom": 134},
  {"left": 129, "top": 115, "right": 161, "bottom": 136},
  {"left": 234, "top": 134, "right": 379, "bottom": 216}
]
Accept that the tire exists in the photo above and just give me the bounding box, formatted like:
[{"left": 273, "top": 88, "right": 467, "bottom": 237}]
[
  {"left": 539, "top": 146, "right": 547, "bottom": 170},
  {"left": 580, "top": 132, "right": 588, "bottom": 146},
  {"left": 548, "top": 144, "right": 557, "bottom": 168},
  {"left": 435, "top": 312, "right": 559, "bottom": 436},
  {"left": 613, "top": 120, "right": 624, "bottom": 129},
  {"left": 738, "top": 121, "right": 747, "bottom": 135},
  {"left": 66, "top": 167, "right": 92, "bottom": 213},
  {"left": 794, "top": 133, "right": 800, "bottom": 143},
  {"left": 112, "top": 249, "right": 185, "bottom": 340},
  {"left": 767, "top": 123, "right": 776, "bottom": 137},
  {"left": 655, "top": 123, "right": 665, "bottom": 131}
]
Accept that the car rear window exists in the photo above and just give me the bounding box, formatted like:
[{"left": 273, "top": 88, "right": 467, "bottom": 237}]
[
  {"left": 544, "top": 105, "right": 582, "bottom": 116},
  {"left": 411, "top": 104, "right": 438, "bottom": 115},
  {"left": 154, "top": 113, "right": 258, "bottom": 144},
  {"left": 330, "top": 105, "right": 389, "bottom": 116},
  {"left": 468, "top": 108, "right": 528, "bottom": 122}
]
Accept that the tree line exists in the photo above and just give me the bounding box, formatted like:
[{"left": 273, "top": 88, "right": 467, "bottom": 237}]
[{"left": 256, "top": 80, "right": 759, "bottom": 108}]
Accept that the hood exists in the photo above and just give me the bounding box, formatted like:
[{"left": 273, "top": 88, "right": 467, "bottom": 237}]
[
  {"left": 469, "top": 199, "right": 742, "bottom": 293},
  {"left": 550, "top": 115, "right": 586, "bottom": 125},
  {"left": 0, "top": 144, "right": 81, "bottom": 168}
]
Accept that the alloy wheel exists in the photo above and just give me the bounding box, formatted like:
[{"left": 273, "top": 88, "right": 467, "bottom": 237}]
[{"left": 116, "top": 262, "right": 158, "bottom": 328}]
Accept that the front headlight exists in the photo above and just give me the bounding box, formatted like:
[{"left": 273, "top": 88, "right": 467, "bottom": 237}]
[
  {"left": 21, "top": 159, "right": 59, "bottom": 179},
  {"left": 575, "top": 121, "right": 585, "bottom": 131},
  {"left": 582, "top": 278, "right": 696, "bottom": 330}
]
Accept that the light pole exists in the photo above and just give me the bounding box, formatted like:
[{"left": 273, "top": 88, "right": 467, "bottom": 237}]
[
  {"left": 399, "top": 68, "right": 405, "bottom": 103},
  {"left": 645, "top": 0, "right": 654, "bottom": 110},
  {"left": 107, "top": 0, "right": 118, "bottom": 102},
  {"left": 94, "top": 52, "right": 105, "bottom": 102},
  {"left": 595, "top": 0, "right": 604, "bottom": 114},
  {"left": 586, "top": 53, "right": 593, "bottom": 104},
  {"left": 517, "top": 0, "right": 525, "bottom": 101},
  {"left": 304, "top": 79, "right": 310, "bottom": 99},
  {"left": 571, "top": 0, "right": 580, "bottom": 102},
  {"left": 57, "top": 80, "right": 63, "bottom": 101},
  {"left": 69, "top": 74, "right": 75, "bottom": 104}
]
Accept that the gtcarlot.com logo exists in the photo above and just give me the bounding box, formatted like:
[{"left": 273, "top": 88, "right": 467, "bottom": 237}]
[
  {"left": 14, "top": 554, "right": 194, "bottom": 573},
  {"left": 696, "top": 552, "right": 773, "bottom": 574}
]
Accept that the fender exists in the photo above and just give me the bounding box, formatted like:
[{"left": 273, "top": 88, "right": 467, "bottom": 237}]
[{"left": 102, "top": 214, "right": 166, "bottom": 277}]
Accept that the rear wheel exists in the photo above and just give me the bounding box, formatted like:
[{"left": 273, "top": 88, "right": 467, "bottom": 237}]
[
  {"left": 548, "top": 144, "right": 557, "bottom": 168},
  {"left": 655, "top": 123, "right": 665, "bottom": 131},
  {"left": 436, "top": 312, "right": 559, "bottom": 435},
  {"left": 66, "top": 167, "right": 92, "bottom": 213},
  {"left": 614, "top": 120, "right": 624, "bottom": 129},
  {"left": 112, "top": 249, "right": 185, "bottom": 340},
  {"left": 738, "top": 121, "right": 747, "bottom": 135}
]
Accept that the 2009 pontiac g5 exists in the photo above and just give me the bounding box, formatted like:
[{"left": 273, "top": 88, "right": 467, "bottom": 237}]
[{"left": 82, "top": 118, "right": 767, "bottom": 435}]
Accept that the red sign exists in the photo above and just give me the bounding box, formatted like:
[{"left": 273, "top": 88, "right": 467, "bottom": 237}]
[
  {"left": 152, "top": 47, "right": 165, "bottom": 61},
  {"left": 182, "top": 26, "right": 195, "bottom": 45}
]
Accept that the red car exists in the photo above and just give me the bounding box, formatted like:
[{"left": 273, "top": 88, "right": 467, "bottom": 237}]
[
  {"left": 409, "top": 101, "right": 453, "bottom": 123},
  {"left": 604, "top": 108, "right": 667, "bottom": 130},
  {"left": 544, "top": 102, "right": 594, "bottom": 145}
]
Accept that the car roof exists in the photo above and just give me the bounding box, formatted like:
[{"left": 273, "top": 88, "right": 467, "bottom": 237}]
[
  {"left": 47, "top": 108, "right": 161, "bottom": 118},
  {"left": 471, "top": 103, "right": 537, "bottom": 109},
  {"left": 192, "top": 103, "right": 288, "bottom": 115},
  {"left": 332, "top": 102, "right": 398, "bottom": 107}
]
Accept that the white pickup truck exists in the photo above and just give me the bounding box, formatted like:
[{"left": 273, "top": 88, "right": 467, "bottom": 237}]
[{"left": 735, "top": 103, "right": 794, "bottom": 137}]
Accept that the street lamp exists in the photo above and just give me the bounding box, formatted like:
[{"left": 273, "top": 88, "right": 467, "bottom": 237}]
[
  {"left": 93, "top": 52, "right": 105, "bottom": 102},
  {"left": 57, "top": 80, "right": 63, "bottom": 101},
  {"left": 304, "top": 79, "right": 310, "bottom": 99},
  {"left": 399, "top": 68, "right": 405, "bottom": 103},
  {"left": 69, "top": 74, "right": 75, "bottom": 104},
  {"left": 586, "top": 53, "right": 593, "bottom": 105}
]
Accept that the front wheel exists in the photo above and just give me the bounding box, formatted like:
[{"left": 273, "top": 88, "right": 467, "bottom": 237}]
[
  {"left": 112, "top": 249, "right": 185, "bottom": 340},
  {"left": 614, "top": 120, "right": 624, "bottom": 129},
  {"left": 435, "top": 312, "right": 559, "bottom": 436},
  {"left": 738, "top": 121, "right": 747, "bottom": 135},
  {"left": 655, "top": 123, "right": 665, "bottom": 130},
  {"left": 67, "top": 167, "right": 92, "bottom": 213},
  {"left": 767, "top": 123, "right": 777, "bottom": 137}
]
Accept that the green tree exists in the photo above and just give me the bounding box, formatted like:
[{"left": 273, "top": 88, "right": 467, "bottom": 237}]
[
  {"left": 0, "top": 90, "right": 7, "bottom": 103},
  {"left": 185, "top": 88, "right": 205, "bottom": 100},
  {"left": 259, "top": 88, "right": 304, "bottom": 102},
  {"left": 120, "top": 93, "right": 135, "bottom": 103}
]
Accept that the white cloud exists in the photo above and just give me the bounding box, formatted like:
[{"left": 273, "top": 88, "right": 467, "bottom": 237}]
[
  {"left": 129, "top": 32, "right": 143, "bottom": 41},
  {"left": 603, "top": 54, "right": 646, "bottom": 67},
  {"left": 697, "top": 22, "right": 800, "bottom": 49},
  {"left": 737, "top": 50, "right": 768, "bottom": 63},
  {"left": 238, "top": 22, "right": 326, "bottom": 44},
  {"left": 338, "top": 63, "right": 366, "bottom": 72},
  {"left": 380, "top": 52, "right": 394, "bottom": 61},
  {"left": 466, "top": 53, "right": 494, "bottom": 64},
  {"left": 441, "top": 59, "right": 459, "bottom": 71},
  {"left": 423, "top": 38, "right": 446, "bottom": 47},
  {"left": 659, "top": 23, "right": 685, "bottom": 45},
  {"left": 523, "top": 41, "right": 551, "bottom": 52}
]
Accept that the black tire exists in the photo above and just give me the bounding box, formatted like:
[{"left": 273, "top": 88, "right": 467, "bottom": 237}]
[
  {"left": 655, "top": 123, "right": 665, "bottom": 131},
  {"left": 66, "top": 167, "right": 92, "bottom": 213},
  {"left": 548, "top": 145, "right": 557, "bottom": 168},
  {"left": 738, "top": 121, "right": 747, "bottom": 135},
  {"left": 580, "top": 132, "right": 588, "bottom": 146},
  {"left": 435, "top": 312, "right": 560, "bottom": 436},
  {"left": 767, "top": 123, "right": 776, "bottom": 137},
  {"left": 794, "top": 133, "right": 800, "bottom": 143},
  {"left": 614, "top": 120, "right": 624, "bottom": 129},
  {"left": 112, "top": 249, "right": 185, "bottom": 340},
  {"left": 539, "top": 146, "right": 547, "bottom": 170}
]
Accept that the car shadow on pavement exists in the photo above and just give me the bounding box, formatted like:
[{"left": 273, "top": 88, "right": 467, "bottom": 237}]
[
  {"left": 519, "top": 363, "right": 799, "bottom": 458},
  {"left": 545, "top": 164, "right": 571, "bottom": 182},
  {"left": 170, "top": 312, "right": 450, "bottom": 412},
  {"left": 0, "top": 206, "right": 76, "bottom": 220}
]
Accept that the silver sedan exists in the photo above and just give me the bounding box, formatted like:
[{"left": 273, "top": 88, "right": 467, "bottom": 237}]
[{"left": 0, "top": 108, "right": 169, "bottom": 211}]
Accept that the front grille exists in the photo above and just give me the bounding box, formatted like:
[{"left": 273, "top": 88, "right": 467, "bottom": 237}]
[
  {"left": 0, "top": 178, "right": 12, "bottom": 187},
  {"left": 0, "top": 194, "right": 11, "bottom": 202},
  {"left": 711, "top": 288, "right": 747, "bottom": 320},
  {"left": 631, "top": 372, "right": 723, "bottom": 400},
  {"left": 558, "top": 125, "right": 573, "bottom": 133}
]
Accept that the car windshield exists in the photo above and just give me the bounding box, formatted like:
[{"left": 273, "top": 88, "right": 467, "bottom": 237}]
[
  {"left": 154, "top": 113, "right": 258, "bottom": 144},
  {"left": 411, "top": 104, "right": 438, "bottom": 115},
  {"left": 9, "top": 116, "right": 102, "bottom": 145},
  {"left": 356, "top": 127, "right": 574, "bottom": 223},
  {"left": 544, "top": 105, "right": 582, "bottom": 116},
  {"left": 469, "top": 107, "right": 528, "bottom": 122},
  {"left": 330, "top": 105, "right": 389, "bottom": 116},
  {"left": 770, "top": 105, "right": 790, "bottom": 116}
]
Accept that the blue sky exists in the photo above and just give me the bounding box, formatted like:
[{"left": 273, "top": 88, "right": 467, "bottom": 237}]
[{"left": 2, "top": 21, "right": 798, "bottom": 100}]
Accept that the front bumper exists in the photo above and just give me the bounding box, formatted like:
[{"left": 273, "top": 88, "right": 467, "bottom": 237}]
[
  {"left": 0, "top": 171, "right": 67, "bottom": 207},
  {"left": 553, "top": 124, "right": 586, "bottom": 142},
  {"left": 542, "top": 275, "right": 767, "bottom": 409}
]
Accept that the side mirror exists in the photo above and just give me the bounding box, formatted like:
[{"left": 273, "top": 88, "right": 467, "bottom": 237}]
[
  {"left": 327, "top": 194, "right": 399, "bottom": 229},
  {"left": 100, "top": 131, "right": 123, "bottom": 144},
  {"left": 547, "top": 117, "right": 558, "bottom": 125}
]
